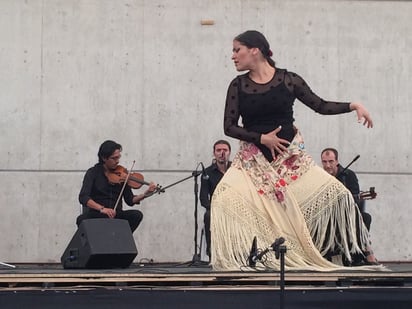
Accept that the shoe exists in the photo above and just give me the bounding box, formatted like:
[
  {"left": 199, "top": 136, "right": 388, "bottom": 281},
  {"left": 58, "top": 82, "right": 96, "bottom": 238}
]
[
  {"left": 350, "top": 253, "right": 366, "bottom": 267},
  {"left": 364, "top": 250, "right": 380, "bottom": 265}
]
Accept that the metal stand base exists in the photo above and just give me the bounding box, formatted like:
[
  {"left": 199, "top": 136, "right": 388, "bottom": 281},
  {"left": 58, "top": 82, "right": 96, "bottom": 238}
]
[{"left": 278, "top": 245, "right": 287, "bottom": 309}]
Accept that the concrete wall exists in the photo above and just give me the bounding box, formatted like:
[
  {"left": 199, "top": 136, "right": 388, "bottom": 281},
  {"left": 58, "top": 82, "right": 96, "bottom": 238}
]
[{"left": 0, "top": 0, "right": 411, "bottom": 264}]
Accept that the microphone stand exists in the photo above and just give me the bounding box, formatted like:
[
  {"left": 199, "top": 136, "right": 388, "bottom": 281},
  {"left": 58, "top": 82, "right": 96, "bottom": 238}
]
[
  {"left": 150, "top": 165, "right": 207, "bottom": 266},
  {"left": 190, "top": 169, "right": 203, "bottom": 265},
  {"left": 275, "top": 244, "right": 287, "bottom": 309},
  {"left": 248, "top": 237, "right": 287, "bottom": 308}
]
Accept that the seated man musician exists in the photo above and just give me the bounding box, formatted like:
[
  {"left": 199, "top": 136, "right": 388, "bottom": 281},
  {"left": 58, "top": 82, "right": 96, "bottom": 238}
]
[
  {"left": 321, "top": 148, "right": 380, "bottom": 266},
  {"left": 76, "top": 140, "right": 157, "bottom": 233},
  {"left": 321, "top": 148, "right": 375, "bottom": 231}
]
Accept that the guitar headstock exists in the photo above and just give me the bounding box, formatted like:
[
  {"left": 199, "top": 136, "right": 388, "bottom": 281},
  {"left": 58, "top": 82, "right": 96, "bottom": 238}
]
[{"left": 360, "top": 186, "right": 377, "bottom": 200}]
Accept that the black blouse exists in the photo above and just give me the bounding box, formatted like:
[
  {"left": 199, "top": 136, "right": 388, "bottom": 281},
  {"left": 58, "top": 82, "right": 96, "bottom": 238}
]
[{"left": 224, "top": 68, "right": 351, "bottom": 161}]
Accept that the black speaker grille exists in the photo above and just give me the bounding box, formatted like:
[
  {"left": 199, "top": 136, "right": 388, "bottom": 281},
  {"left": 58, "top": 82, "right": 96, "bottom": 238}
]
[{"left": 61, "top": 219, "right": 137, "bottom": 269}]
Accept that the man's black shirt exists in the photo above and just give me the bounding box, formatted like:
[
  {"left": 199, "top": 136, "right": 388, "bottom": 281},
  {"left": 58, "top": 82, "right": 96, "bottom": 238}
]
[
  {"left": 336, "top": 164, "right": 360, "bottom": 205},
  {"left": 200, "top": 161, "right": 231, "bottom": 210}
]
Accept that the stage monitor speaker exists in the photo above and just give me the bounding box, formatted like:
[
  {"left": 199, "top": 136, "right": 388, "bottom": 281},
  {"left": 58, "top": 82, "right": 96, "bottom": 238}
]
[{"left": 61, "top": 218, "right": 137, "bottom": 269}]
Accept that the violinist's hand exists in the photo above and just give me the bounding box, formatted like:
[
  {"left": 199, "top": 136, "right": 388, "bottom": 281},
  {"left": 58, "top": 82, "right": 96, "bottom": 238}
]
[
  {"left": 102, "top": 207, "right": 116, "bottom": 219},
  {"left": 143, "top": 182, "right": 157, "bottom": 197},
  {"left": 260, "top": 126, "right": 290, "bottom": 159},
  {"left": 148, "top": 182, "right": 157, "bottom": 193},
  {"left": 350, "top": 102, "right": 373, "bottom": 128}
]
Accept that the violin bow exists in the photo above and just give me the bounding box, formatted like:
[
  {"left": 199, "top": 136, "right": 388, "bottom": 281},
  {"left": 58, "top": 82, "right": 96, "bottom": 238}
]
[{"left": 113, "top": 160, "right": 135, "bottom": 211}]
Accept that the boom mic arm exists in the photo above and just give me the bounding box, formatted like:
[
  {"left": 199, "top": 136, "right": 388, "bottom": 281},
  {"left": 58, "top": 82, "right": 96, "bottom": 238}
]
[{"left": 337, "top": 154, "right": 360, "bottom": 178}]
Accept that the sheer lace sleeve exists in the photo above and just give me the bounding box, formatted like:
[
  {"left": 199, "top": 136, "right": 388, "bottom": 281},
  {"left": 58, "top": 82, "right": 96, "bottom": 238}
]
[
  {"left": 223, "top": 77, "right": 261, "bottom": 143},
  {"left": 286, "top": 71, "right": 351, "bottom": 115}
]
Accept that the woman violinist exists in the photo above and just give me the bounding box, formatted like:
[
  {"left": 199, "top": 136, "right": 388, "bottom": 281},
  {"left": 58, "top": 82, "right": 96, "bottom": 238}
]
[{"left": 77, "top": 140, "right": 158, "bottom": 233}]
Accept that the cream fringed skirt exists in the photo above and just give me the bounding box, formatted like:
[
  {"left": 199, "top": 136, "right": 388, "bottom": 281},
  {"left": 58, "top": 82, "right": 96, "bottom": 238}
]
[{"left": 211, "top": 132, "right": 374, "bottom": 271}]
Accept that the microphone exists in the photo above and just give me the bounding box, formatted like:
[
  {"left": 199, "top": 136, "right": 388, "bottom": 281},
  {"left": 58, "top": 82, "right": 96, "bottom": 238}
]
[
  {"left": 271, "top": 237, "right": 285, "bottom": 259},
  {"left": 200, "top": 162, "right": 209, "bottom": 180},
  {"left": 338, "top": 154, "right": 360, "bottom": 178},
  {"left": 248, "top": 237, "right": 286, "bottom": 266},
  {"left": 256, "top": 237, "right": 285, "bottom": 262},
  {"left": 351, "top": 154, "right": 360, "bottom": 164},
  {"left": 248, "top": 236, "right": 258, "bottom": 267}
]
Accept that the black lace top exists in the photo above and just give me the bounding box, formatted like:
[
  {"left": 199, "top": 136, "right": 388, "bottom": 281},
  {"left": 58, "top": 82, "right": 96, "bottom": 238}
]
[{"left": 224, "top": 68, "right": 351, "bottom": 161}]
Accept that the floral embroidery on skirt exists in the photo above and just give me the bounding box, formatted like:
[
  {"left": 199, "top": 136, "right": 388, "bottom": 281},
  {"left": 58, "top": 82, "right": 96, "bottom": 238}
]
[{"left": 232, "top": 131, "right": 314, "bottom": 203}]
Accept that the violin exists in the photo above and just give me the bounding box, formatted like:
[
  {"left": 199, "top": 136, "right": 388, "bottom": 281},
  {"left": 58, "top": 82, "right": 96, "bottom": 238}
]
[{"left": 105, "top": 165, "right": 163, "bottom": 197}]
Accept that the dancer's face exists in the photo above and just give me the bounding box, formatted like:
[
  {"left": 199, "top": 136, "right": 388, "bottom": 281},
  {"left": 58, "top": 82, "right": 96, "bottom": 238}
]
[{"left": 231, "top": 40, "right": 257, "bottom": 71}]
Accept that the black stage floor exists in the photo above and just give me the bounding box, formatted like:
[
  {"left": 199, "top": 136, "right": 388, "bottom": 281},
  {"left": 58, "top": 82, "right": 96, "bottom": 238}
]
[{"left": 1, "top": 262, "right": 412, "bottom": 308}]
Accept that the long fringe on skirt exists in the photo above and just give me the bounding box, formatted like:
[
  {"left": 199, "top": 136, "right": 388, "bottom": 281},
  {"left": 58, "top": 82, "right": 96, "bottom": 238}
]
[{"left": 211, "top": 132, "right": 382, "bottom": 271}]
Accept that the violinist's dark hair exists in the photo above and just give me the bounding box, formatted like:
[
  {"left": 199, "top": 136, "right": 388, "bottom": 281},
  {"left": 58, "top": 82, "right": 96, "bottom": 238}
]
[
  {"left": 213, "top": 139, "right": 231, "bottom": 152},
  {"left": 98, "top": 140, "right": 122, "bottom": 163},
  {"left": 234, "top": 30, "right": 276, "bottom": 67}
]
